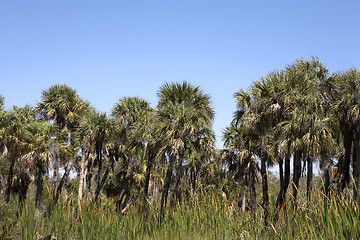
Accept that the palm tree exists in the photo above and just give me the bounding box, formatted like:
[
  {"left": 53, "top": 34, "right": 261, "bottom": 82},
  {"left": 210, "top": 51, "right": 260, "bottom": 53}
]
[
  {"left": 2, "top": 106, "right": 35, "bottom": 203},
  {"left": 222, "top": 123, "right": 259, "bottom": 218},
  {"left": 233, "top": 80, "right": 275, "bottom": 225},
  {"left": 22, "top": 119, "right": 55, "bottom": 215},
  {"left": 36, "top": 84, "right": 90, "bottom": 203},
  {"left": 77, "top": 111, "right": 119, "bottom": 205},
  {"left": 112, "top": 96, "right": 154, "bottom": 209},
  {"left": 273, "top": 58, "right": 329, "bottom": 205},
  {"left": 157, "top": 81, "right": 215, "bottom": 217},
  {"left": 334, "top": 68, "right": 360, "bottom": 200}
]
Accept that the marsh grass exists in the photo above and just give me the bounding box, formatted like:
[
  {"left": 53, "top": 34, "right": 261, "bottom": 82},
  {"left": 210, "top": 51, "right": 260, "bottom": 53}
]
[{"left": 15, "top": 190, "right": 360, "bottom": 239}]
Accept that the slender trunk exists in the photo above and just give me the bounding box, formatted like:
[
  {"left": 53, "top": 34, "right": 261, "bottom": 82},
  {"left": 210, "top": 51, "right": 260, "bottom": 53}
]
[
  {"left": 86, "top": 160, "right": 93, "bottom": 194},
  {"left": 170, "top": 158, "right": 183, "bottom": 208},
  {"left": 4, "top": 158, "right": 15, "bottom": 203},
  {"left": 152, "top": 170, "right": 158, "bottom": 203},
  {"left": 96, "top": 142, "right": 103, "bottom": 189},
  {"left": 18, "top": 164, "right": 28, "bottom": 205},
  {"left": 340, "top": 128, "right": 352, "bottom": 192},
  {"left": 241, "top": 181, "right": 246, "bottom": 212},
  {"left": 260, "top": 135, "right": 269, "bottom": 226},
  {"left": 353, "top": 131, "right": 360, "bottom": 204},
  {"left": 117, "top": 156, "right": 134, "bottom": 209},
  {"left": 83, "top": 168, "right": 88, "bottom": 195},
  {"left": 292, "top": 150, "right": 302, "bottom": 203},
  {"left": 160, "top": 154, "right": 176, "bottom": 218},
  {"left": 54, "top": 158, "right": 74, "bottom": 203},
  {"left": 94, "top": 154, "right": 114, "bottom": 202},
  {"left": 279, "top": 158, "right": 283, "bottom": 191},
  {"left": 78, "top": 149, "right": 89, "bottom": 209},
  {"left": 249, "top": 168, "right": 257, "bottom": 220},
  {"left": 306, "top": 157, "right": 313, "bottom": 203},
  {"left": 35, "top": 163, "right": 43, "bottom": 216},
  {"left": 51, "top": 154, "right": 59, "bottom": 198},
  {"left": 144, "top": 147, "right": 154, "bottom": 197},
  {"left": 191, "top": 168, "right": 197, "bottom": 195},
  {"left": 323, "top": 162, "right": 331, "bottom": 196},
  {"left": 274, "top": 156, "right": 290, "bottom": 222}
]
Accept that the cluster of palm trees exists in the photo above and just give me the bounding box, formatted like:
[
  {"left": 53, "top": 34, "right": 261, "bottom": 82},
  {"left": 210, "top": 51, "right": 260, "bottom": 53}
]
[
  {"left": 1, "top": 58, "right": 360, "bottom": 223},
  {"left": 0, "top": 82, "right": 215, "bottom": 216},
  {"left": 222, "top": 57, "right": 360, "bottom": 224}
]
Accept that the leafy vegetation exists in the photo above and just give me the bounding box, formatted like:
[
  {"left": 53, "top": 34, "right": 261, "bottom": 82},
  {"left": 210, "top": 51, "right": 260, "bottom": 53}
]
[{"left": 1, "top": 58, "right": 360, "bottom": 239}]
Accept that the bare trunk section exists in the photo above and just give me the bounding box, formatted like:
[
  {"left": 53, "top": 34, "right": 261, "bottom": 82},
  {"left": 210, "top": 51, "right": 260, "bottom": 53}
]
[
  {"left": 160, "top": 154, "right": 176, "bottom": 218},
  {"left": 306, "top": 157, "right": 313, "bottom": 203},
  {"left": 78, "top": 149, "right": 89, "bottom": 210},
  {"left": 4, "top": 158, "right": 15, "bottom": 203},
  {"left": 170, "top": 158, "right": 183, "bottom": 208},
  {"left": 279, "top": 158, "right": 283, "bottom": 191},
  {"left": 249, "top": 168, "right": 257, "bottom": 220},
  {"left": 96, "top": 142, "right": 103, "bottom": 190},
  {"left": 292, "top": 150, "right": 302, "bottom": 204},
  {"left": 260, "top": 135, "right": 269, "bottom": 226},
  {"left": 241, "top": 182, "right": 246, "bottom": 212},
  {"left": 35, "top": 163, "right": 43, "bottom": 216},
  {"left": 274, "top": 156, "right": 290, "bottom": 222},
  {"left": 353, "top": 131, "right": 360, "bottom": 204},
  {"left": 144, "top": 146, "right": 155, "bottom": 198},
  {"left": 18, "top": 164, "right": 28, "bottom": 205},
  {"left": 340, "top": 128, "right": 352, "bottom": 192},
  {"left": 323, "top": 162, "right": 331, "bottom": 196},
  {"left": 54, "top": 158, "right": 74, "bottom": 204},
  {"left": 94, "top": 153, "right": 115, "bottom": 202},
  {"left": 86, "top": 160, "right": 93, "bottom": 194},
  {"left": 51, "top": 154, "right": 59, "bottom": 198},
  {"left": 190, "top": 167, "right": 197, "bottom": 195},
  {"left": 117, "top": 156, "right": 134, "bottom": 210}
]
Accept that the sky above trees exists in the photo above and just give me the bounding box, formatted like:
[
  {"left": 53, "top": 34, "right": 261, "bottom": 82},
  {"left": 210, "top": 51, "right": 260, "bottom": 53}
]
[{"left": 1, "top": 0, "right": 360, "bottom": 148}]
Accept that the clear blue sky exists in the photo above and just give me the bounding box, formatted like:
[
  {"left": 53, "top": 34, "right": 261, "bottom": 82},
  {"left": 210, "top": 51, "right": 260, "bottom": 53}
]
[{"left": 1, "top": 0, "right": 360, "bottom": 148}]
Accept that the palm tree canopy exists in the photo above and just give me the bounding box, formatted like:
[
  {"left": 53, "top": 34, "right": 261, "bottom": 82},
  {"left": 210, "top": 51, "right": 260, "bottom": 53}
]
[
  {"left": 157, "top": 81, "right": 215, "bottom": 122},
  {"left": 36, "top": 84, "right": 90, "bottom": 131}
]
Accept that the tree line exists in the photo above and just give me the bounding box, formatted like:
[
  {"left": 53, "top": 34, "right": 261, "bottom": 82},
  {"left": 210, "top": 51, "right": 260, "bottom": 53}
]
[{"left": 1, "top": 57, "right": 359, "bottom": 225}]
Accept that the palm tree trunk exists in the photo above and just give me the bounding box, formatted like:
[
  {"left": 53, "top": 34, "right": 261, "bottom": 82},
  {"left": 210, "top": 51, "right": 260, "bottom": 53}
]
[
  {"left": 170, "top": 158, "right": 183, "bottom": 208},
  {"left": 78, "top": 149, "right": 89, "bottom": 209},
  {"left": 353, "top": 131, "right": 360, "bottom": 204},
  {"left": 96, "top": 142, "right": 103, "bottom": 190},
  {"left": 274, "top": 156, "right": 290, "bottom": 222},
  {"left": 249, "top": 169, "right": 257, "bottom": 220},
  {"left": 35, "top": 163, "right": 43, "bottom": 216},
  {"left": 117, "top": 156, "right": 134, "bottom": 209},
  {"left": 152, "top": 173, "right": 158, "bottom": 203},
  {"left": 160, "top": 154, "right": 176, "bottom": 218},
  {"left": 306, "top": 157, "right": 313, "bottom": 203},
  {"left": 54, "top": 157, "right": 74, "bottom": 203},
  {"left": 4, "top": 157, "right": 15, "bottom": 203},
  {"left": 241, "top": 181, "right": 246, "bottom": 212},
  {"left": 260, "top": 135, "right": 269, "bottom": 226},
  {"left": 51, "top": 154, "right": 59, "bottom": 198},
  {"left": 18, "top": 164, "right": 28, "bottom": 205},
  {"left": 94, "top": 154, "right": 114, "bottom": 202},
  {"left": 190, "top": 167, "right": 197, "bottom": 195},
  {"left": 340, "top": 128, "right": 352, "bottom": 192},
  {"left": 86, "top": 160, "right": 93, "bottom": 194},
  {"left": 279, "top": 158, "right": 283, "bottom": 191},
  {"left": 144, "top": 147, "right": 154, "bottom": 197},
  {"left": 323, "top": 162, "right": 331, "bottom": 196},
  {"left": 292, "top": 150, "right": 302, "bottom": 203}
]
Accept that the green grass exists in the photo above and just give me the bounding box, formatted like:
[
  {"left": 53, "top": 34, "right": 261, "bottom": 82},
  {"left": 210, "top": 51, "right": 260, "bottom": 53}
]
[{"left": 8, "top": 190, "right": 360, "bottom": 239}]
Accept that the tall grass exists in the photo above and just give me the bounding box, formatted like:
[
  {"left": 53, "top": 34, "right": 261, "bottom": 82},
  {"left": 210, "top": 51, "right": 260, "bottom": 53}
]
[{"left": 16, "top": 190, "right": 360, "bottom": 239}]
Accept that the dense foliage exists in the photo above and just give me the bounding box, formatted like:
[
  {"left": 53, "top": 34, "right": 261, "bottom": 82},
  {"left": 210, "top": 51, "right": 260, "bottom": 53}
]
[{"left": 1, "top": 58, "right": 360, "bottom": 239}]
